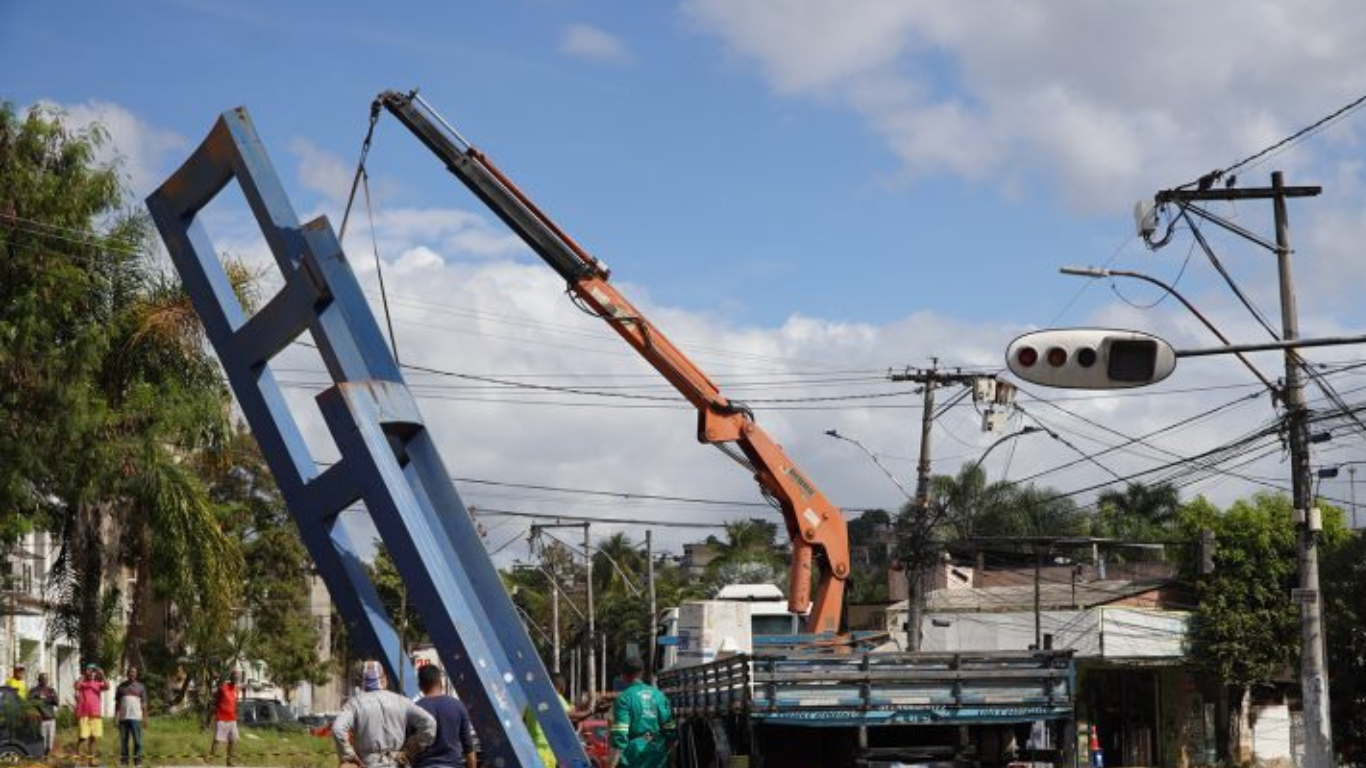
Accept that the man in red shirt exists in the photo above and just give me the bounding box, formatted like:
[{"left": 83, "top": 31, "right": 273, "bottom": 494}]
[
  {"left": 75, "top": 663, "right": 108, "bottom": 766},
  {"left": 206, "top": 670, "right": 240, "bottom": 766}
]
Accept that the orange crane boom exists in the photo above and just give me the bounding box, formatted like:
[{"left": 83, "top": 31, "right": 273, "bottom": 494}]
[{"left": 374, "top": 90, "right": 849, "bottom": 634}]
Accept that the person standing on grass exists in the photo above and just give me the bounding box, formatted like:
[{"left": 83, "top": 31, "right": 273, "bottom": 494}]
[
  {"left": 332, "top": 660, "right": 436, "bottom": 768},
  {"left": 115, "top": 667, "right": 148, "bottom": 767},
  {"left": 29, "top": 672, "right": 58, "bottom": 756},
  {"left": 206, "top": 670, "right": 240, "bottom": 766},
  {"left": 414, "top": 664, "right": 478, "bottom": 768},
  {"left": 75, "top": 663, "right": 109, "bottom": 766}
]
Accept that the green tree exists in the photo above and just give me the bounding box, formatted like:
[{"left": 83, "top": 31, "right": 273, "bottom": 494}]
[
  {"left": 0, "top": 102, "right": 241, "bottom": 667},
  {"left": 1094, "top": 482, "right": 1181, "bottom": 541},
  {"left": 1183, "top": 492, "right": 1348, "bottom": 761},
  {"left": 702, "top": 519, "right": 786, "bottom": 595},
  {"left": 214, "top": 428, "right": 329, "bottom": 700},
  {"left": 1321, "top": 522, "right": 1366, "bottom": 763},
  {"left": 371, "top": 542, "right": 427, "bottom": 644}
]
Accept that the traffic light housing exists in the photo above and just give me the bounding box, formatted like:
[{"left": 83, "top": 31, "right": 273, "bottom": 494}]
[{"left": 1005, "top": 329, "right": 1176, "bottom": 389}]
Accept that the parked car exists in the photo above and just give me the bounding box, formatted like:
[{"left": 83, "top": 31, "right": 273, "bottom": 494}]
[
  {"left": 238, "top": 698, "right": 305, "bottom": 731},
  {"left": 298, "top": 712, "right": 336, "bottom": 737},
  {"left": 0, "top": 686, "right": 44, "bottom": 762},
  {"left": 578, "top": 718, "right": 610, "bottom": 768}
]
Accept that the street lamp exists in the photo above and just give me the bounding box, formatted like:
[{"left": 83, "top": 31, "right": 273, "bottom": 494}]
[
  {"left": 1315, "top": 461, "right": 1366, "bottom": 529},
  {"left": 824, "top": 429, "right": 915, "bottom": 502},
  {"left": 967, "top": 426, "right": 1042, "bottom": 478},
  {"left": 1059, "top": 266, "right": 1277, "bottom": 393}
]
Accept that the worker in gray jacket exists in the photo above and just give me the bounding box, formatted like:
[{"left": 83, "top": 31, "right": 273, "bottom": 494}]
[{"left": 333, "top": 661, "right": 437, "bottom": 768}]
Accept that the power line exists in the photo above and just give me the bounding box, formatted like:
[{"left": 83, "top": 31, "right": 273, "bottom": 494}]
[{"left": 473, "top": 506, "right": 726, "bottom": 529}]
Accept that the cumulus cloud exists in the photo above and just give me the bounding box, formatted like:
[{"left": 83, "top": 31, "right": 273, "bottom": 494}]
[
  {"left": 289, "top": 138, "right": 355, "bottom": 205},
  {"left": 559, "top": 23, "right": 631, "bottom": 64},
  {"left": 33, "top": 100, "right": 188, "bottom": 198},
  {"left": 682, "top": 0, "right": 1366, "bottom": 211}
]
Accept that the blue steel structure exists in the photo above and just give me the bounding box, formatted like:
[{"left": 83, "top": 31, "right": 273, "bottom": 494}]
[{"left": 145, "top": 107, "right": 587, "bottom": 768}]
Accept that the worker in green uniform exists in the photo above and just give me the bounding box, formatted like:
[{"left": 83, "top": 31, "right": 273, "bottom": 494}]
[{"left": 609, "top": 657, "right": 675, "bottom": 768}]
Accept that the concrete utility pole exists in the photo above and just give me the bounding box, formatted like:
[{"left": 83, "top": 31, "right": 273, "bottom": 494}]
[
  {"left": 1351, "top": 467, "right": 1359, "bottom": 530},
  {"left": 646, "top": 530, "right": 657, "bottom": 680},
  {"left": 887, "top": 360, "right": 992, "bottom": 651},
  {"left": 550, "top": 566, "right": 561, "bottom": 675},
  {"left": 584, "top": 523, "right": 596, "bottom": 710},
  {"left": 532, "top": 521, "right": 596, "bottom": 708},
  {"left": 1155, "top": 173, "right": 1330, "bottom": 768},
  {"left": 1271, "top": 171, "right": 1332, "bottom": 768}
]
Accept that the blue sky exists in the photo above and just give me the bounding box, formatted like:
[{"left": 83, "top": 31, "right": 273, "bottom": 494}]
[
  {"left": 9, "top": 1, "right": 1366, "bottom": 558},
  {"left": 3, "top": 0, "right": 1117, "bottom": 326}
]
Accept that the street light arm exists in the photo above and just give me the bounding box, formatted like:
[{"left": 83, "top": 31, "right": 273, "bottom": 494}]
[
  {"left": 1059, "top": 266, "right": 1279, "bottom": 394},
  {"left": 966, "top": 426, "right": 1042, "bottom": 477},
  {"left": 825, "top": 429, "right": 916, "bottom": 503}
]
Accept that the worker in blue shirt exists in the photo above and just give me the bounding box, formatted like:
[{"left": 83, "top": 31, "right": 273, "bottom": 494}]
[{"left": 609, "top": 658, "right": 675, "bottom": 768}]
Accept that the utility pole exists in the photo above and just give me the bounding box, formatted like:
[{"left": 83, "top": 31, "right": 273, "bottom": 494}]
[
  {"left": 532, "top": 521, "right": 595, "bottom": 708},
  {"left": 1351, "top": 467, "right": 1359, "bottom": 530},
  {"left": 646, "top": 530, "right": 657, "bottom": 680},
  {"left": 1154, "top": 173, "right": 1330, "bottom": 768},
  {"left": 550, "top": 565, "right": 561, "bottom": 675},
  {"left": 583, "top": 523, "right": 596, "bottom": 710},
  {"left": 888, "top": 360, "right": 998, "bottom": 651},
  {"left": 1271, "top": 171, "right": 1332, "bottom": 768}
]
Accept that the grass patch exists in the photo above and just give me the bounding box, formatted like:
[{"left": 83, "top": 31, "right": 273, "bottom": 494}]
[{"left": 55, "top": 714, "right": 334, "bottom": 767}]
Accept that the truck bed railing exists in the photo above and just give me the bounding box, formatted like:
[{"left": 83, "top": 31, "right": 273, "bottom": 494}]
[{"left": 659, "top": 651, "right": 1074, "bottom": 726}]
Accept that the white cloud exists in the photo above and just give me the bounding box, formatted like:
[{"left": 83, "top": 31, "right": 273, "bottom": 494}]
[
  {"left": 559, "top": 23, "right": 631, "bottom": 64},
  {"left": 289, "top": 138, "right": 355, "bottom": 205},
  {"left": 682, "top": 0, "right": 1366, "bottom": 212},
  {"left": 33, "top": 100, "right": 188, "bottom": 199}
]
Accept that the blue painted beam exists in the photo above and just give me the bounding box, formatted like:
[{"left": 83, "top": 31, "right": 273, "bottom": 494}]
[{"left": 146, "top": 107, "right": 586, "bottom": 768}]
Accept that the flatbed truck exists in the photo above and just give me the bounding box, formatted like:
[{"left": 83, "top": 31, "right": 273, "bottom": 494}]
[{"left": 660, "top": 649, "right": 1075, "bottom": 768}]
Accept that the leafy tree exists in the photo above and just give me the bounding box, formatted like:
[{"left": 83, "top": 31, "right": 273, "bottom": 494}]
[
  {"left": 1184, "top": 492, "right": 1349, "bottom": 761},
  {"left": 594, "top": 532, "right": 645, "bottom": 596},
  {"left": 1094, "top": 482, "right": 1181, "bottom": 542},
  {"left": 371, "top": 542, "right": 427, "bottom": 645},
  {"left": 214, "top": 427, "right": 329, "bottom": 699},
  {"left": 846, "top": 509, "right": 893, "bottom": 603},
  {"left": 1321, "top": 523, "right": 1366, "bottom": 763},
  {"left": 0, "top": 102, "right": 241, "bottom": 667},
  {"left": 702, "top": 519, "right": 786, "bottom": 593}
]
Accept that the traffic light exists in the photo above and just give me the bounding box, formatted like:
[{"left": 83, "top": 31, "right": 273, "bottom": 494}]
[{"left": 1005, "top": 329, "right": 1177, "bottom": 389}]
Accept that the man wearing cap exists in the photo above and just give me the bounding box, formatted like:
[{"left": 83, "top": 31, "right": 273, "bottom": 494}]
[
  {"left": 332, "top": 660, "right": 437, "bottom": 768},
  {"left": 75, "top": 663, "right": 108, "bottom": 766},
  {"left": 5, "top": 662, "right": 27, "bottom": 698},
  {"left": 609, "top": 658, "right": 675, "bottom": 768}
]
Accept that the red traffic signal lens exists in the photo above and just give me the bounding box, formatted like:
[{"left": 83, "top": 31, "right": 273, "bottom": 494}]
[
  {"left": 1076, "top": 347, "right": 1098, "bottom": 368},
  {"left": 1046, "top": 347, "right": 1068, "bottom": 367},
  {"left": 1016, "top": 346, "right": 1038, "bottom": 368}
]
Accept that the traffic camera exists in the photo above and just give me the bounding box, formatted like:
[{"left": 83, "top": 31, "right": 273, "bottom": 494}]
[{"left": 1006, "top": 329, "right": 1176, "bottom": 389}]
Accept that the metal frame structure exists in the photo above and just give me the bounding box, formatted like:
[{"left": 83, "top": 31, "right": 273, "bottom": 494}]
[{"left": 146, "top": 107, "right": 587, "bottom": 768}]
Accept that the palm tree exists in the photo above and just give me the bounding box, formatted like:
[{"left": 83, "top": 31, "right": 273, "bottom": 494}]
[
  {"left": 594, "top": 532, "right": 644, "bottom": 596},
  {"left": 1096, "top": 482, "right": 1181, "bottom": 541}
]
